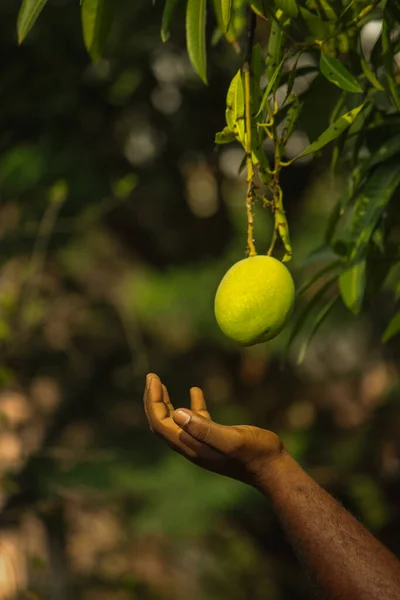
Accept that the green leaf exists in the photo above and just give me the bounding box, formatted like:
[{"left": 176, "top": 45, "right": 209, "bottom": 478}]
[
  {"left": 275, "top": 0, "right": 298, "bottom": 17},
  {"left": 360, "top": 57, "right": 384, "bottom": 91},
  {"left": 320, "top": 53, "right": 362, "bottom": 93},
  {"left": 296, "top": 295, "right": 338, "bottom": 364},
  {"left": 297, "top": 260, "right": 341, "bottom": 297},
  {"left": 186, "top": 0, "right": 207, "bottom": 84},
  {"left": 363, "top": 134, "right": 400, "bottom": 172},
  {"left": 349, "top": 162, "right": 400, "bottom": 261},
  {"left": 339, "top": 260, "right": 366, "bottom": 315},
  {"left": 284, "top": 276, "right": 336, "bottom": 359},
  {"left": 215, "top": 127, "right": 236, "bottom": 144},
  {"left": 250, "top": 0, "right": 267, "bottom": 18},
  {"left": 382, "top": 19, "right": 400, "bottom": 111},
  {"left": 257, "top": 56, "right": 286, "bottom": 117},
  {"left": 221, "top": 0, "right": 233, "bottom": 31},
  {"left": 17, "top": 0, "right": 49, "bottom": 44},
  {"left": 225, "top": 70, "right": 245, "bottom": 143},
  {"left": 161, "top": 0, "right": 180, "bottom": 42},
  {"left": 382, "top": 311, "right": 400, "bottom": 343},
  {"left": 81, "top": 0, "right": 111, "bottom": 61},
  {"left": 291, "top": 103, "right": 365, "bottom": 161}
]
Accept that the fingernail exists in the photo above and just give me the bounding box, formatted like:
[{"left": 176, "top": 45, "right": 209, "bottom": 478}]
[
  {"left": 146, "top": 374, "right": 153, "bottom": 389},
  {"left": 174, "top": 410, "right": 191, "bottom": 427}
]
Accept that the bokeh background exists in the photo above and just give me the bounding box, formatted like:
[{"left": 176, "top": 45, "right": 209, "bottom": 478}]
[{"left": 0, "top": 1, "right": 399, "bottom": 598}]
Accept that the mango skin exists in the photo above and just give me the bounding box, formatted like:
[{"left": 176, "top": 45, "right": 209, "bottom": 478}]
[{"left": 214, "top": 255, "right": 295, "bottom": 345}]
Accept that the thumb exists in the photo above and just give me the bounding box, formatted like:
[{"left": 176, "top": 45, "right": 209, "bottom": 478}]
[{"left": 173, "top": 409, "right": 238, "bottom": 455}]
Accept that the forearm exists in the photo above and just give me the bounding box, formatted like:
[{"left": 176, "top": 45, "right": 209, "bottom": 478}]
[{"left": 257, "top": 452, "right": 400, "bottom": 600}]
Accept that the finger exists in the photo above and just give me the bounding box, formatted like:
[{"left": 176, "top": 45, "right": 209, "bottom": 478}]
[
  {"left": 190, "top": 387, "right": 211, "bottom": 420},
  {"left": 145, "top": 374, "right": 170, "bottom": 427},
  {"left": 145, "top": 375, "right": 209, "bottom": 457},
  {"left": 162, "top": 384, "right": 175, "bottom": 418},
  {"left": 173, "top": 410, "right": 240, "bottom": 455}
]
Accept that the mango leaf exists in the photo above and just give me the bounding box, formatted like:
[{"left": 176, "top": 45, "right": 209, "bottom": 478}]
[
  {"left": 17, "top": 0, "right": 49, "bottom": 44},
  {"left": 221, "top": 0, "right": 233, "bottom": 31},
  {"left": 225, "top": 70, "right": 245, "bottom": 143},
  {"left": 161, "top": 0, "right": 180, "bottom": 42},
  {"left": 284, "top": 276, "right": 337, "bottom": 360},
  {"left": 363, "top": 134, "right": 400, "bottom": 172},
  {"left": 250, "top": 0, "right": 267, "bottom": 18},
  {"left": 318, "top": 0, "right": 337, "bottom": 21},
  {"left": 339, "top": 260, "right": 366, "bottom": 315},
  {"left": 320, "top": 53, "right": 362, "bottom": 93},
  {"left": 349, "top": 162, "right": 400, "bottom": 261},
  {"left": 291, "top": 103, "right": 365, "bottom": 161},
  {"left": 212, "top": 0, "right": 237, "bottom": 43},
  {"left": 275, "top": 0, "right": 298, "bottom": 17},
  {"left": 360, "top": 57, "right": 384, "bottom": 91},
  {"left": 382, "top": 19, "right": 400, "bottom": 111},
  {"left": 81, "top": 0, "right": 112, "bottom": 61},
  {"left": 382, "top": 311, "right": 400, "bottom": 343},
  {"left": 186, "top": 0, "right": 207, "bottom": 83},
  {"left": 297, "top": 260, "right": 341, "bottom": 297},
  {"left": 296, "top": 295, "right": 338, "bottom": 364},
  {"left": 257, "top": 56, "right": 286, "bottom": 117},
  {"left": 215, "top": 127, "right": 236, "bottom": 144}
]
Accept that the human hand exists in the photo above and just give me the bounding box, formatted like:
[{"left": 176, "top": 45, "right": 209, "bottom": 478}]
[{"left": 143, "top": 373, "right": 286, "bottom": 487}]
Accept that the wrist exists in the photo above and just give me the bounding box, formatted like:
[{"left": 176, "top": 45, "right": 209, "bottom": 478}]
[{"left": 252, "top": 450, "right": 301, "bottom": 496}]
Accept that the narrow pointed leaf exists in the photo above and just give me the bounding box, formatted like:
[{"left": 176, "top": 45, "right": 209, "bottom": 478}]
[
  {"left": 339, "top": 260, "right": 366, "bottom": 315},
  {"left": 17, "top": 0, "right": 49, "bottom": 44},
  {"left": 360, "top": 57, "right": 384, "bottom": 91},
  {"left": 297, "top": 295, "right": 338, "bottom": 364},
  {"left": 225, "top": 70, "right": 245, "bottom": 143},
  {"left": 81, "top": 0, "right": 111, "bottom": 61},
  {"left": 364, "top": 134, "right": 400, "bottom": 171},
  {"left": 250, "top": 0, "right": 267, "bottom": 18},
  {"left": 161, "top": 0, "right": 180, "bottom": 42},
  {"left": 221, "top": 0, "right": 233, "bottom": 31},
  {"left": 291, "top": 103, "right": 365, "bottom": 160},
  {"left": 186, "top": 0, "right": 207, "bottom": 83},
  {"left": 349, "top": 162, "right": 400, "bottom": 261},
  {"left": 382, "top": 311, "right": 400, "bottom": 343},
  {"left": 297, "top": 260, "right": 341, "bottom": 297},
  {"left": 275, "top": 0, "right": 298, "bottom": 17},
  {"left": 320, "top": 53, "right": 362, "bottom": 93},
  {"left": 284, "top": 276, "right": 337, "bottom": 358},
  {"left": 257, "top": 56, "right": 286, "bottom": 117},
  {"left": 382, "top": 19, "right": 400, "bottom": 111}
]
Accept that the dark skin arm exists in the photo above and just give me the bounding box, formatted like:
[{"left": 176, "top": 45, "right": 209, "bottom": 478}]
[{"left": 144, "top": 373, "right": 400, "bottom": 600}]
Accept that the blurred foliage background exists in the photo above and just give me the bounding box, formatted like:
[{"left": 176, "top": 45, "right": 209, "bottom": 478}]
[{"left": 0, "top": 1, "right": 399, "bottom": 599}]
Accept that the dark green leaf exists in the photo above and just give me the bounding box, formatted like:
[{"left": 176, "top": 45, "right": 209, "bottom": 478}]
[
  {"left": 257, "top": 56, "right": 286, "bottom": 117},
  {"left": 284, "top": 276, "right": 337, "bottom": 359},
  {"left": 363, "top": 134, "right": 400, "bottom": 171},
  {"left": 297, "top": 260, "right": 341, "bottom": 297},
  {"left": 275, "top": 0, "right": 298, "bottom": 17},
  {"left": 382, "top": 19, "right": 400, "bottom": 111},
  {"left": 296, "top": 295, "right": 338, "bottom": 364},
  {"left": 349, "top": 162, "right": 400, "bottom": 260},
  {"left": 186, "top": 0, "right": 207, "bottom": 83},
  {"left": 161, "top": 0, "right": 180, "bottom": 42},
  {"left": 291, "top": 103, "right": 365, "bottom": 160},
  {"left": 320, "top": 53, "right": 362, "bottom": 93},
  {"left": 17, "top": 0, "right": 49, "bottom": 44},
  {"left": 339, "top": 260, "right": 366, "bottom": 315},
  {"left": 360, "top": 57, "right": 384, "bottom": 91},
  {"left": 382, "top": 311, "right": 400, "bottom": 343},
  {"left": 250, "top": 0, "right": 267, "bottom": 18},
  {"left": 81, "top": 0, "right": 111, "bottom": 61}
]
